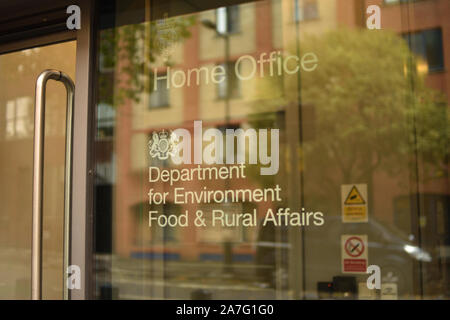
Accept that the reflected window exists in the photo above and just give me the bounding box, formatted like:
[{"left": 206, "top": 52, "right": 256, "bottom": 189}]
[
  {"left": 150, "top": 75, "right": 169, "bottom": 108},
  {"left": 404, "top": 28, "right": 444, "bottom": 72},
  {"left": 217, "top": 61, "right": 241, "bottom": 99},
  {"left": 216, "top": 6, "right": 240, "bottom": 34},
  {"left": 217, "top": 123, "right": 241, "bottom": 163},
  {"left": 133, "top": 202, "right": 181, "bottom": 245},
  {"left": 97, "top": 103, "right": 115, "bottom": 139},
  {"left": 5, "top": 97, "right": 32, "bottom": 139},
  {"left": 294, "top": 0, "right": 319, "bottom": 22},
  {"left": 152, "top": 203, "right": 181, "bottom": 243}
]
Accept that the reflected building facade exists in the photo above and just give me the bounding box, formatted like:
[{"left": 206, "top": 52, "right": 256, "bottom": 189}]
[{"left": 93, "top": 0, "right": 449, "bottom": 300}]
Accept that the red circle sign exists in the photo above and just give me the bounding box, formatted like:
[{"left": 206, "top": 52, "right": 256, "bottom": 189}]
[{"left": 344, "top": 236, "right": 365, "bottom": 257}]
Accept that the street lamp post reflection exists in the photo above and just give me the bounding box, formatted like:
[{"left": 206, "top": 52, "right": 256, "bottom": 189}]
[
  {"left": 201, "top": 18, "right": 231, "bottom": 125},
  {"left": 201, "top": 17, "right": 234, "bottom": 277}
]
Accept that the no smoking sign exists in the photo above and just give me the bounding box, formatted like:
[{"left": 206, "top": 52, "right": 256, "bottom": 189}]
[
  {"left": 345, "top": 236, "right": 365, "bottom": 257},
  {"left": 341, "top": 235, "right": 368, "bottom": 274}
]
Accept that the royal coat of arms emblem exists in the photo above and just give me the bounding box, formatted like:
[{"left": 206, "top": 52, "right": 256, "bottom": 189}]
[{"left": 148, "top": 130, "right": 179, "bottom": 160}]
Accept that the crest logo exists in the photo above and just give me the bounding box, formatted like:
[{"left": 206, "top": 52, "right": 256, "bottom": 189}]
[{"left": 148, "top": 130, "right": 179, "bottom": 160}]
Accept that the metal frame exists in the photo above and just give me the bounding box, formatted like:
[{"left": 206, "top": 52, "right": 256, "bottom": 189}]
[
  {"left": 0, "top": 32, "right": 75, "bottom": 55},
  {"left": 0, "top": 0, "right": 96, "bottom": 300},
  {"left": 71, "top": 0, "right": 96, "bottom": 300}
]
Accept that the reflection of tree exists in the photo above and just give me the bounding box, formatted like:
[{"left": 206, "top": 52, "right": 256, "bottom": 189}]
[
  {"left": 250, "top": 29, "right": 449, "bottom": 204},
  {"left": 98, "top": 15, "right": 196, "bottom": 106}
]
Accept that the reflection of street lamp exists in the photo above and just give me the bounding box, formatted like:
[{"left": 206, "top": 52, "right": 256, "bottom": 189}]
[
  {"left": 201, "top": 18, "right": 233, "bottom": 276},
  {"left": 201, "top": 19, "right": 231, "bottom": 125}
]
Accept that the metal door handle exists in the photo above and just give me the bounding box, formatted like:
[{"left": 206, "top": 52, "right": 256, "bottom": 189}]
[{"left": 32, "top": 70, "right": 75, "bottom": 300}]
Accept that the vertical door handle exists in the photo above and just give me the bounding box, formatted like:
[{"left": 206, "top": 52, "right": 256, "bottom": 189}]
[{"left": 32, "top": 70, "right": 75, "bottom": 300}]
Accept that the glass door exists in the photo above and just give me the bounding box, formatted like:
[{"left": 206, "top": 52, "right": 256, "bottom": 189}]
[
  {"left": 92, "top": 0, "right": 449, "bottom": 300},
  {"left": 0, "top": 40, "right": 76, "bottom": 299}
]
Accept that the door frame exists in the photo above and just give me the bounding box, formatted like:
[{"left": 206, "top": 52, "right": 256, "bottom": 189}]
[
  {"left": 0, "top": 0, "right": 96, "bottom": 300},
  {"left": 69, "top": 0, "right": 96, "bottom": 301}
]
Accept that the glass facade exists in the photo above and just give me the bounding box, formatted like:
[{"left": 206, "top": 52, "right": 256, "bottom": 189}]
[
  {"left": 92, "top": 0, "right": 450, "bottom": 300},
  {"left": 1, "top": 0, "right": 448, "bottom": 301}
]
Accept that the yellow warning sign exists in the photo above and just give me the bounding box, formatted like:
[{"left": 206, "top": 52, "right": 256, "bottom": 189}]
[
  {"left": 341, "top": 184, "right": 368, "bottom": 223},
  {"left": 343, "top": 206, "right": 367, "bottom": 220},
  {"left": 344, "top": 186, "right": 366, "bottom": 205}
]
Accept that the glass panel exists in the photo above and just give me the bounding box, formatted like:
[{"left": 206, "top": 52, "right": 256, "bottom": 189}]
[
  {"left": 94, "top": 0, "right": 449, "bottom": 300},
  {"left": 0, "top": 41, "right": 76, "bottom": 299}
]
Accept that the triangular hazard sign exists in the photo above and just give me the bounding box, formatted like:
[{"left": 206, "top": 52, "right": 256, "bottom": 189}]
[{"left": 344, "top": 186, "right": 365, "bottom": 205}]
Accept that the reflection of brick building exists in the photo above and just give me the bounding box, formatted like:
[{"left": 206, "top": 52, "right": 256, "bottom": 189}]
[
  {"left": 107, "top": 0, "right": 341, "bottom": 260},
  {"left": 344, "top": 0, "right": 450, "bottom": 104},
  {"left": 95, "top": 0, "right": 449, "bottom": 277},
  {"left": 112, "top": 0, "right": 285, "bottom": 261}
]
